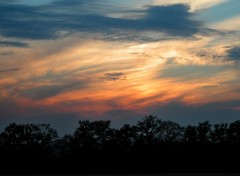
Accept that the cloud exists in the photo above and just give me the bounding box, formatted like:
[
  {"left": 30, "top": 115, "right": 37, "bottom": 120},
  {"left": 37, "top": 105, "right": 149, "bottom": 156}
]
[
  {"left": 226, "top": 47, "right": 240, "bottom": 61},
  {"left": 198, "top": 83, "right": 220, "bottom": 89},
  {"left": 48, "top": 0, "right": 113, "bottom": 14},
  {"left": 0, "top": 68, "right": 20, "bottom": 73},
  {"left": 0, "top": 51, "right": 14, "bottom": 56},
  {"left": 104, "top": 72, "right": 126, "bottom": 81},
  {"left": 152, "top": 0, "right": 228, "bottom": 12},
  {"left": 134, "top": 5, "right": 203, "bottom": 36},
  {"left": 20, "top": 79, "right": 90, "bottom": 100},
  {"left": 0, "top": 41, "right": 29, "bottom": 47},
  {"left": 1, "top": 0, "right": 18, "bottom": 4},
  {"left": 0, "top": 3, "right": 59, "bottom": 39},
  {"left": 159, "top": 65, "right": 226, "bottom": 82},
  {"left": 0, "top": 0, "right": 239, "bottom": 137},
  {"left": 211, "top": 15, "right": 240, "bottom": 31},
  {"left": 0, "top": 2, "right": 206, "bottom": 40}
]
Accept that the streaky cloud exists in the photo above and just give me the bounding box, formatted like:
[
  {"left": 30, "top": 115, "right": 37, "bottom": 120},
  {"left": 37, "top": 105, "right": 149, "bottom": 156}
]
[
  {"left": 105, "top": 72, "right": 126, "bottom": 81},
  {"left": 20, "top": 79, "right": 89, "bottom": 100},
  {"left": 0, "top": 68, "right": 20, "bottom": 73},
  {"left": 0, "top": 51, "right": 14, "bottom": 56},
  {"left": 0, "top": 41, "right": 29, "bottom": 48}
]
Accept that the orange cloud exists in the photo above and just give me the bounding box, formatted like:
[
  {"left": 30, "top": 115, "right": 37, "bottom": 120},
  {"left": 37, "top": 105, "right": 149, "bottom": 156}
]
[{"left": 1, "top": 35, "right": 240, "bottom": 119}]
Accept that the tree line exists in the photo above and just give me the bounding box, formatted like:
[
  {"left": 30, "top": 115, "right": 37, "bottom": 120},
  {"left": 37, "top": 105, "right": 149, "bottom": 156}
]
[{"left": 1, "top": 115, "right": 240, "bottom": 173}]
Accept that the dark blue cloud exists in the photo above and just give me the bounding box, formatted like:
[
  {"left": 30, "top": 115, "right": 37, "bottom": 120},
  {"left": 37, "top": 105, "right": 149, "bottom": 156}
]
[
  {"left": 1, "top": 0, "right": 18, "bottom": 4},
  {"left": 0, "top": 3, "right": 60, "bottom": 39},
  {"left": 49, "top": 0, "right": 113, "bottom": 14},
  {"left": 138, "top": 5, "right": 202, "bottom": 36},
  {"left": 0, "top": 1, "right": 206, "bottom": 40},
  {"left": 227, "top": 47, "right": 240, "bottom": 61}
]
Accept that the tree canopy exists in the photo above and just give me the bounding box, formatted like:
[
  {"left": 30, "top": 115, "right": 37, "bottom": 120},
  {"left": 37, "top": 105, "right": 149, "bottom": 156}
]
[{"left": 0, "top": 115, "right": 240, "bottom": 174}]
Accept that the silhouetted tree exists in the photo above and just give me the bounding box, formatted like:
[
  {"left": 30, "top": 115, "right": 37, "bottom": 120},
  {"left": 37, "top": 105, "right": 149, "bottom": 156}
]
[
  {"left": 0, "top": 116, "right": 240, "bottom": 174},
  {"left": 0, "top": 123, "right": 58, "bottom": 146},
  {"left": 158, "top": 120, "right": 184, "bottom": 143},
  {"left": 135, "top": 115, "right": 161, "bottom": 146},
  {"left": 54, "top": 134, "right": 74, "bottom": 159},
  {"left": 73, "top": 120, "right": 112, "bottom": 151},
  {"left": 210, "top": 123, "right": 228, "bottom": 143},
  {"left": 183, "top": 125, "right": 198, "bottom": 143},
  {"left": 197, "top": 121, "right": 211, "bottom": 143},
  {"left": 0, "top": 123, "right": 58, "bottom": 161},
  {"left": 114, "top": 124, "right": 138, "bottom": 151},
  {"left": 227, "top": 120, "right": 240, "bottom": 144}
]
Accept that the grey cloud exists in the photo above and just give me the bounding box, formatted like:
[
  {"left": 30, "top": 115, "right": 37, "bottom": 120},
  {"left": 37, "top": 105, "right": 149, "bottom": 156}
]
[
  {"left": 199, "top": 84, "right": 220, "bottom": 89},
  {"left": 0, "top": 41, "right": 29, "bottom": 47},
  {"left": 20, "top": 71, "right": 127, "bottom": 100},
  {"left": 20, "top": 79, "right": 88, "bottom": 100},
  {"left": 0, "top": 51, "right": 14, "bottom": 56},
  {"left": 196, "top": 50, "right": 222, "bottom": 59},
  {"left": 104, "top": 72, "right": 126, "bottom": 81},
  {"left": 159, "top": 65, "right": 227, "bottom": 82},
  {"left": 0, "top": 68, "right": 20, "bottom": 73}
]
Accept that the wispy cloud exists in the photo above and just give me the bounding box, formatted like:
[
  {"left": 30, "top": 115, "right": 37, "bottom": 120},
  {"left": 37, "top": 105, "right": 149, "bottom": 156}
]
[
  {"left": 105, "top": 72, "right": 126, "bottom": 81},
  {"left": 0, "top": 68, "right": 20, "bottom": 73},
  {"left": 0, "top": 51, "right": 14, "bottom": 56},
  {"left": 0, "top": 41, "right": 29, "bottom": 47},
  {"left": 152, "top": 0, "right": 228, "bottom": 12},
  {"left": 211, "top": 16, "right": 240, "bottom": 31}
]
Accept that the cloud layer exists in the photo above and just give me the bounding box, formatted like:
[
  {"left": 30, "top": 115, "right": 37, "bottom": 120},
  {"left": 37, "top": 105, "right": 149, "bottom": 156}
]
[
  {"left": 0, "top": 1, "right": 206, "bottom": 41},
  {"left": 0, "top": 0, "right": 240, "bottom": 135}
]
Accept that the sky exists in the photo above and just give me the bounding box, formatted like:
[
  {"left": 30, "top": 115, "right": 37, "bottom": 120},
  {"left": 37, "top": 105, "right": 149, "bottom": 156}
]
[{"left": 0, "top": 0, "right": 240, "bottom": 136}]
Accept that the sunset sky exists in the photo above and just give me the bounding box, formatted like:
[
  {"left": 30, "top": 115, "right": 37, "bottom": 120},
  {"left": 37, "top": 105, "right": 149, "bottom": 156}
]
[{"left": 0, "top": 0, "right": 240, "bottom": 136}]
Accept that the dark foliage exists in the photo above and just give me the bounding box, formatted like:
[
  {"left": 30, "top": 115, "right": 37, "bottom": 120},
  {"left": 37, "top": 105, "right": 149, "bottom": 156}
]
[{"left": 0, "top": 115, "right": 240, "bottom": 174}]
